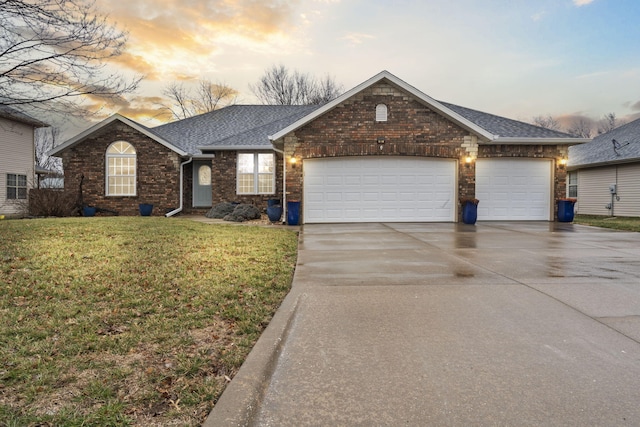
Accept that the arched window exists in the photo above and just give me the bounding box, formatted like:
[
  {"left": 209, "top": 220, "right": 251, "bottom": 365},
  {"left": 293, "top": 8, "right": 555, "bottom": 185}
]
[
  {"left": 198, "top": 165, "right": 211, "bottom": 186},
  {"left": 376, "top": 104, "right": 388, "bottom": 122},
  {"left": 106, "top": 141, "right": 136, "bottom": 196}
]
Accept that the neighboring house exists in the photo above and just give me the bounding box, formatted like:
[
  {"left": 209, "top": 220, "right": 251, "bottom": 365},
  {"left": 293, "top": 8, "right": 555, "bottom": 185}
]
[
  {"left": 0, "top": 106, "right": 48, "bottom": 216},
  {"left": 49, "top": 71, "right": 588, "bottom": 222},
  {"left": 568, "top": 118, "right": 640, "bottom": 217}
]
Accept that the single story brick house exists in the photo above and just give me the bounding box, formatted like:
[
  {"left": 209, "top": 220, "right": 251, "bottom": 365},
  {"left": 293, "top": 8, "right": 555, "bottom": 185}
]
[
  {"left": 50, "top": 70, "right": 588, "bottom": 223},
  {"left": 568, "top": 117, "right": 640, "bottom": 217}
]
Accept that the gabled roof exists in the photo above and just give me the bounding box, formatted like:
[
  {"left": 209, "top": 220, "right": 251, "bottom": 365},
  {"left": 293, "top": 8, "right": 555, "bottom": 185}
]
[
  {"left": 568, "top": 117, "right": 640, "bottom": 169},
  {"left": 153, "top": 105, "right": 318, "bottom": 153},
  {"left": 48, "top": 114, "right": 188, "bottom": 157},
  {"left": 0, "top": 105, "right": 49, "bottom": 127},
  {"left": 269, "top": 70, "right": 588, "bottom": 145},
  {"left": 269, "top": 70, "right": 496, "bottom": 142}
]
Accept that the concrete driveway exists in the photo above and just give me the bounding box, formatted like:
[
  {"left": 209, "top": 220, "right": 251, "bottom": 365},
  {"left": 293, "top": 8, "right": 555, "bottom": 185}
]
[{"left": 206, "top": 222, "right": 640, "bottom": 426}]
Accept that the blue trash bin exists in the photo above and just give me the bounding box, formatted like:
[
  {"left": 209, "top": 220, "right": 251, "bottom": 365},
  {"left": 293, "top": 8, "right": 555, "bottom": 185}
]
[
  {"left": 139, "top": 203, "right": 153, "bottom": 216},
  {"left": 557, "top": 199, "right": 575, "bottom": 222},
  {"left": 287, "top": 201, "right": 300, "bottom": 225},
  {"left": 462, "top": 200, "right": 478, "bottom": 225}
]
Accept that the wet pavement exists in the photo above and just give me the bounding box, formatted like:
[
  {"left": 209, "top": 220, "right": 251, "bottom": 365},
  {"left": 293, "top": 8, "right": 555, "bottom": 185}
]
[{"left": 206, "top": 222, "right": 640, "bottom": 426}]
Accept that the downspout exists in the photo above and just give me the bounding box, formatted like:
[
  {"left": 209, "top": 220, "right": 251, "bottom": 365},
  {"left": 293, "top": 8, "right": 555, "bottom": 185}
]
[
  {"left": 166, "top": 157, "right": 193, "bottom": 217},
  {"left": 272, "top": 147, "right": 286, "bottom": 223}
]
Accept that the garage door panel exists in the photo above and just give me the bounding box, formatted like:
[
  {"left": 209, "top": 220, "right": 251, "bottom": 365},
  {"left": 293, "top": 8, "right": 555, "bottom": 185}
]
[
  {"left": 476, "top": 159, "right": 551, "bottom": 221},
  {"left": 304, "top": 157, "right": 456, "bottom": 223}
]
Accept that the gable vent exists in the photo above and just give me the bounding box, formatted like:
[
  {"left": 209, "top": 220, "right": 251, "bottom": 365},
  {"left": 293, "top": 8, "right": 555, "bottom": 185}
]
[{"left": 376, "top": 104, "right": 388, "bottom": 122}]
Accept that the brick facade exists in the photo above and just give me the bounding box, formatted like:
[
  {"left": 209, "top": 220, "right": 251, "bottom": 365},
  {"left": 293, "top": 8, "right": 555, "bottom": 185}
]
[
  {"left": 282, "top": 82, "right": 569, "bottom": 222},
  {"left": 61, "top": 121, "right": 181, "bottom": 216},
  {"left": 209, "top": 150, "right": 285, "bottom": 207}
]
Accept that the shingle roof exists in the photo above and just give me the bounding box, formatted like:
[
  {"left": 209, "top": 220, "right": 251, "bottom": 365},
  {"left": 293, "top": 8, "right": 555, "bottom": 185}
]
[
  {"left": 568, "top": 118, "right": 640, "bottom": 168},
  {"left": 152, "top": 105, "right": 319, "bottom": 154},
  {"left": 439, "top": 102, "right": 575, "bottom": 139}
]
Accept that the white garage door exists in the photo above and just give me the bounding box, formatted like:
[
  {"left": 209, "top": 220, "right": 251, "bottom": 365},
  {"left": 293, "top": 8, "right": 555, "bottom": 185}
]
[
  {"left": 303, "top": 156, "right": 456, "bottom": 223},
  {"left": 476, "top": 159, "right": 552, "bottom": 220}
]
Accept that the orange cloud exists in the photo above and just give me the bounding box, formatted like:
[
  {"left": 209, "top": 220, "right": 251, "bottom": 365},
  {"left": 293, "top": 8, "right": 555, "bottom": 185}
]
[{"left": 97, "top": 0, "right": 299, "bottom": 78}]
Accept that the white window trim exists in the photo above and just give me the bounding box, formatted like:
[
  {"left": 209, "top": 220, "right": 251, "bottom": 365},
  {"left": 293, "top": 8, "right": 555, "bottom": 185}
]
[
  {"left": 236, "top": 152, "right": 275, "bottom": 195},
  {"left": 105, "top": 141, "right": 137, "bottom": 197},
  {"left": 6, "top": 173, "right": 28, "bottom": 200}
]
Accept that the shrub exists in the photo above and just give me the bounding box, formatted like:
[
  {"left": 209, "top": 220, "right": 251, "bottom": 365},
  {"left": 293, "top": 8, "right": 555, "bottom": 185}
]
[{"left": 28, "top": 189, "right": 77, "bottom": 217}]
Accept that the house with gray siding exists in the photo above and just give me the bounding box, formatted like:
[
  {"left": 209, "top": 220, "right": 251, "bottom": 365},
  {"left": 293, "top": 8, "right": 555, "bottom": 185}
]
[
  {"left": 0, "top": 106, "right": 48, "bottom": 216},
  {"left": 568, "top": 117, "right": 640, "bottom": 217}
]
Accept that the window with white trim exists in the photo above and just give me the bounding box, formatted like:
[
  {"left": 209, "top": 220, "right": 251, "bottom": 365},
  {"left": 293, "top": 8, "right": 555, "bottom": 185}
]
[
  {"left": 568, "top": 171, "right": 577, "bottom": 198},
  {"left": 376, "top": 104, "right": 388, "bottom": 122},
  {"left": 106, "top": 141, "right": 136, "bottom": 196},
  {"left": 237, "top": 153, "right": 275, "bottom": 195},
  {"left": 6, "top": 174, "right": 27, "bottom": 199}
]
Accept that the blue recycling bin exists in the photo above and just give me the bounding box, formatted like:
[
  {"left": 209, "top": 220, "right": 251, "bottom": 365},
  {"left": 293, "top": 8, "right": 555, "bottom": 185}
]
[
  {"left": 287, "top": 201, "right": 300, "bottom": 225},
  {"left": 462, "top": 200, "right": 478, "bottom": 225},
  {"left": 557, "top": 199, "right": 575, "bottom": 222}
]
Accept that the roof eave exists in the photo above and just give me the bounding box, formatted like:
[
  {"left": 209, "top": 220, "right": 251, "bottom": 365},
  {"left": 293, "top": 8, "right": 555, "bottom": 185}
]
[
  {"left": 269, "top": 70, "right": 497, "bottom": 142},
  {"left": 198, "top": 145, "right": 275, "bottom": 151},
  {"left": 568, "top": 157, "right": 640, "bottom": 171},
  {"left": 488, "top": 137, "right": 591, "bottom": 145},
  {"left": 48, "top": 114, "right": 188, "bottom": 157}
]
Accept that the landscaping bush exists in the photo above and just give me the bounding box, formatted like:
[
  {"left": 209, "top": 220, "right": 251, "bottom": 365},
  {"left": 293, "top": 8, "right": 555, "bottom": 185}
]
[
  {"left": 205, "top": 202, "right": 236, "bottom": 218},
  {"left": 224, "top": 204, "right": 261, "bottom": 222},
  {"left": 28, "top": 189, "right": 77, "bottom": 217}
]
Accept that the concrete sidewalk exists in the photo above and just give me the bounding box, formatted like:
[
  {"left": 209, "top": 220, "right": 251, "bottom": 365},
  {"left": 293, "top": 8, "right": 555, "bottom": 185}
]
[{"left": 205, "top": 222, "right": 640, "bottom": 426}]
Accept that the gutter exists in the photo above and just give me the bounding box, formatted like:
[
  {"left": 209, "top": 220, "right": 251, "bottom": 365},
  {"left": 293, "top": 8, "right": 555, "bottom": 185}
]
[{"left": 165, "top": 157, "right": 193, "bottom": 217}]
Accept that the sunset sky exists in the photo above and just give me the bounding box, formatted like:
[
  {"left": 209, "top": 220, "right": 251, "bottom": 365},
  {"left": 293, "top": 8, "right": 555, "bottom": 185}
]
[{"left": 88, "top": 0, "right": 640, "bottom": 130}]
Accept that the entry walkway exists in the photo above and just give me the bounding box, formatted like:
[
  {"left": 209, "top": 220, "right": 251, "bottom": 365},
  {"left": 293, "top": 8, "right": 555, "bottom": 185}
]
[{"left": 206, "top": 222, "right": 640, "bottom": 426}]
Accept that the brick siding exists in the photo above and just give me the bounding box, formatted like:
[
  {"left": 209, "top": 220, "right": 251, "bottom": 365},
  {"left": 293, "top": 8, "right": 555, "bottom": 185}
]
[
  {"left": 61, "top": 121, "right": 181, "bottom": 216},
  {"left": 282, "top": 81, "right": 569, "bottom": 222}
]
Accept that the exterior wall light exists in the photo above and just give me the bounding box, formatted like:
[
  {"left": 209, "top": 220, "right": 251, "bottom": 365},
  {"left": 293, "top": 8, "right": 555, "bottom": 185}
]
[
  {"left": 289, "top": 157, "right": 298, "bottom": 168},
  {"left": 559, "top": 157, "right": 567, "bottom": 168},
  {"left": 464, "top": 155, "right": 474, "bottom": 167}
]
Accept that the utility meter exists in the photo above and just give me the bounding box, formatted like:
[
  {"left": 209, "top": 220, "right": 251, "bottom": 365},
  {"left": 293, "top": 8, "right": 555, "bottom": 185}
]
[{"left": 609, "top": 184, "right": 617, "bottom": 194}]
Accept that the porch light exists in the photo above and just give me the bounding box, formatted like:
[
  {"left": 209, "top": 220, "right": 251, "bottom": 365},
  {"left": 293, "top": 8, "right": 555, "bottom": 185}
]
[
  {"left": 559, "top": 157, "right": 567, "bottom": 168},
  {"left": 289, "top": 157, "right": 298, "bottom": 168},
  {"left": 464, "top": 155, "right": 474, "bottom": 167}
]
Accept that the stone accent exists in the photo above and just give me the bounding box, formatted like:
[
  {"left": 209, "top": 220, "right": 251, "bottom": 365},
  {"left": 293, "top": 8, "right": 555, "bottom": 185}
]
[{"left": 60, "top": 121, "right": 181, "bottom": 216}]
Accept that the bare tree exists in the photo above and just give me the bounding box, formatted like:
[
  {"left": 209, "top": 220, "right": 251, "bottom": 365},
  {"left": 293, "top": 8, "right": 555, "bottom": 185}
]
[
  {"left": 566, "top": 117, "right": 594, "bottom": 138},
  {"left": 250, "top": 65, "right": 343, "bottom": 105},
  {"left": 532, "top": 114, "right": 562, "bottom": 131},
  {"left": 162, "top": 80, "right": 237, "bottom": 121},
  {"left": 597, "top": 112, "right": 626, "bottom": 135},
  {"left": 0, "top": 0, "right": 141, "bottom": 116},
  {"left": 35, "top": 127, "right": 63, "bottom": 172}
]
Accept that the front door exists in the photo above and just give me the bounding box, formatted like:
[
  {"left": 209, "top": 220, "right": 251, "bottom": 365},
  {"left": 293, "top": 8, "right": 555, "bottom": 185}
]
[{"left": 193, "top": 161, "right": 212, "bottom": 207}]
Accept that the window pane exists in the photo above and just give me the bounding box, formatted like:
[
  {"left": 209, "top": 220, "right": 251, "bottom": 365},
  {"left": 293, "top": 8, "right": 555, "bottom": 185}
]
[
  {"left": 17, "top": 175, "right": 27, "bottom": 186},
  {"left": 7, "top": 187, "right": 16, "bottom": 199},
  {"left": 258, "top": 174, "right": 274, "bottom": 193},
  {"left": 258, "top": 153, "right": 274, "bottom": 173},
  {"left": 237, "top": 173, "right": 254, "bottom": 194},
  {"left": 238, "top": 153, "right": 254, "bottom": 174},
  {"left": 198, "top": 165, "right": 211, "bottom": 186},
  {"left": 17, "top": 188, "right": 27, "bottom": 199},
  {"left": 7, "top": 174, "right": 16, "bottom": 186}
]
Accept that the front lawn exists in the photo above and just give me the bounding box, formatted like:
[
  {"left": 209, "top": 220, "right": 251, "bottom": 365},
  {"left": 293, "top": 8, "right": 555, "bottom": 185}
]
[
  {"left": 573, "top": 215, "right": 640, "bottom": 232},
  {"left": 0, "top": 217, "right": 298, "bottom": 426}
]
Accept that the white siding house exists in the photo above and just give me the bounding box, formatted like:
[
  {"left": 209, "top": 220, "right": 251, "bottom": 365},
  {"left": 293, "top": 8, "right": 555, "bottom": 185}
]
[
  {"left": 0, "top": 107, "right": 47, "bottom": 216},
  {"left": 568, "top": 118, "right": 640, "bottom": 217}
]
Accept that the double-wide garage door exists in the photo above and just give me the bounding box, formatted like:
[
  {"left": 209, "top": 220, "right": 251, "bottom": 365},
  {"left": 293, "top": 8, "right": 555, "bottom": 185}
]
[{"left": 304, "top": 157, "right": 456, "bottom": 223}]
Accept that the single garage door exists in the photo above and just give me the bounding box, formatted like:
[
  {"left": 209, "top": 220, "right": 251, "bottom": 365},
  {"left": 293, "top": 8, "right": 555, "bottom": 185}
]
[
  {"left": 476, "top": 159, "right": 552, "bottom": 220},
  {"left": 303, "top": 156, "right": 456, "bottom": 223}
]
